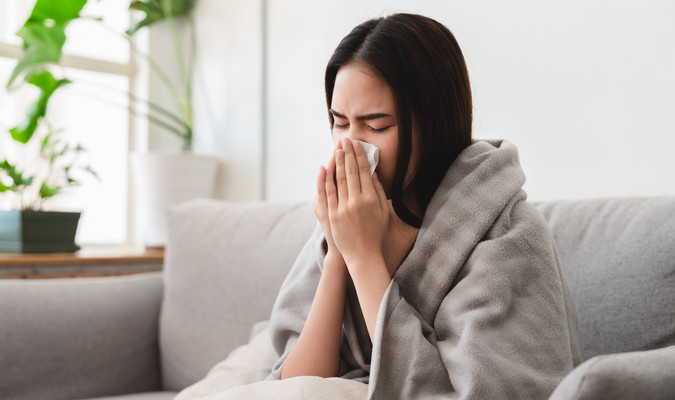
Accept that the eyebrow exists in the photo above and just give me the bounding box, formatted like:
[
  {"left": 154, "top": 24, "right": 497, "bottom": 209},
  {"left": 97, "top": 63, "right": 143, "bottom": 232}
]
[{"left": 329, "top": 108, "right": 393, "bottom": 121}]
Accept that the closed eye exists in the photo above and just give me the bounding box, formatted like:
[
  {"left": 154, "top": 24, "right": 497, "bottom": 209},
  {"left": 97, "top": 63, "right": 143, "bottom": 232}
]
[
  {"left": 368, "top": 125, "right": 392, "bottom": 133},
  {"left": 333, "top": 122, "right": 349, "bottom": 129}
]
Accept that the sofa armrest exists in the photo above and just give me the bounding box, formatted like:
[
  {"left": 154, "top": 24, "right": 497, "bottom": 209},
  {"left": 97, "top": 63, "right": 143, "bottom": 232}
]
[
  {"left": 0, "top": 272, "right": 164, "bottom": 400},
  {"left": 549, "top": 345, "right": 675, "bottom": 400}
]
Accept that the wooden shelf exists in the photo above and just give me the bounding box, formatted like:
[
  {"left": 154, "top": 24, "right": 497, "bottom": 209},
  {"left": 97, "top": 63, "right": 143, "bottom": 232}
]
[
  {"left": 0, "top": 246, "right": 164, "bottom": 265},
  {"left": 0, "top": 246, "right": 164, "bottom": 279}
]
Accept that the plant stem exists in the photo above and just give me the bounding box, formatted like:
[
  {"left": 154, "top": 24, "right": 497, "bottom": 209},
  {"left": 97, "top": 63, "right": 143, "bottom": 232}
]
[
  {"left": 161, "top": 0, "right": 191, "bottom": 122},
  {"left": 188, "top": 15, "right": 195, "bottom": 110},
  {"left": 97, "top": 20, "right": 191, "bottom": 132},
  {"left": 126, "top": 32, "right": 192, "bottom": 125},
  {"left": 143, "top": 111, "right": 188, "bottom": 140},
  {"left": 18, "top": 186, "right": 26, "bottom": 210},
  {"left": 76, "top": 78, "right": 189, "bottom": 132},
  {"left": 69, "top": 87, "right": 188, "bottom": 139}
]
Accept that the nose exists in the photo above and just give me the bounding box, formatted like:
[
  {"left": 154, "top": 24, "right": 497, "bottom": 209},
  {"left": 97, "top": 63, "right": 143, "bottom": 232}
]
[
  {"left": 333, "top": 128, "right": 366, "bottom": 147},
  {"left": 346, "top": 127, "right": 367, "bottom": 143}
]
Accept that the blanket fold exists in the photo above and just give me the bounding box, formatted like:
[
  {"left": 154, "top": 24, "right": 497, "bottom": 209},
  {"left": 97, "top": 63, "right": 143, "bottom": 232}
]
[{"left": 269, "top": 139, "right": 581, "bottom": 399}]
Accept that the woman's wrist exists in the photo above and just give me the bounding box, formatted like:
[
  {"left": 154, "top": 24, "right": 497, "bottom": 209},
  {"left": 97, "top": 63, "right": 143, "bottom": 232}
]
[
  {"left": 282, "top": 247, "right": 347, "bottom": 379},
  {"left": 324, "top": 250, "right": 348, "bottom": 278},
  {"left": 344, "top": 251, "right": 386, "bottom": 276},
  {"left": 345, "top": 253, "right": 391, "bottom": 341}
]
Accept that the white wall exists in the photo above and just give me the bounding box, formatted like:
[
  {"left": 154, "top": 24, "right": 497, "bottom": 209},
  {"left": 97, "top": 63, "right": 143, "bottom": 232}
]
[
  {"left": 194, "top": 0, "right": 675, "bottom": 203},
  {"left": 190, "top": 0, "right": 263, "bottom": 201}
]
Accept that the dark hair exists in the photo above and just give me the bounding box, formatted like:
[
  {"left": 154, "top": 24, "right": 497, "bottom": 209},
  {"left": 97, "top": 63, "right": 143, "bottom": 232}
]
[{"left": 325, "top": 13, "right": 473, "bottom": 227}]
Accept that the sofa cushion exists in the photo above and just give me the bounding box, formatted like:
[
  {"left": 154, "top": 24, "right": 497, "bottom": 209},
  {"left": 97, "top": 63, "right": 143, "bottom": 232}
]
[
  {"left": 548, "top": 345, "right": 675, "bottom": 400},
  {"left": 536, "top": 197, "right": 675, "bottom": 360},
  {"left": 160, "top": 199, "right": 315, "bottom": 391}
]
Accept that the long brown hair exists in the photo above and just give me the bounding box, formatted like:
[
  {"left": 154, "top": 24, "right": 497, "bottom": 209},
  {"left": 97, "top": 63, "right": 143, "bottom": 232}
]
[{"left": 325, "top": 13, "right": 473, "bottom": 227}]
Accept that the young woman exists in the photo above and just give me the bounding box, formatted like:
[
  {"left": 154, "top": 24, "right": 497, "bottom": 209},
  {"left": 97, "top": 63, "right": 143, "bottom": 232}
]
[{"left": 269, "top": 13, "right": 581, "bottom": 399}]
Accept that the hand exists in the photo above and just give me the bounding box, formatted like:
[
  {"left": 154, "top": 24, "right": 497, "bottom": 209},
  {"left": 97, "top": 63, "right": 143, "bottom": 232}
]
[
  {"left": 326, "top": 138, "right": 389, "bottom": 270},
  {"left": 314, "top": 147, "right": 345, "bottom": 270}
]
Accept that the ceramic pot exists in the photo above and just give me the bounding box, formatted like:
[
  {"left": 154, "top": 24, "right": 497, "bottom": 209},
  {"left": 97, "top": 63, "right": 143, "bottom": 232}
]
[
  {"left": 130, "top": 152, "right": 219, "bottom": 247},
  {"left": 0, "top": 210, "right": 81, "bottom": 253}
]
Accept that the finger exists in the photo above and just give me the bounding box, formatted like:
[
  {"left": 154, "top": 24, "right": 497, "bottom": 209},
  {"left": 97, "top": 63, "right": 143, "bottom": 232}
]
[
  {"left": 325, "top": 166, "right": 338, "bottom": 212},
  {"left": 326, "top": 151, "right": 336, "bottom": 172},
  {"left": 317, "top": 165, "right": 323, "bottom": 193},
  {"left": 334, "top": 149, "right": 348, "bottom": 204},
  {"left": 372, "top": 172, "right": 388, "bottom": 211},
  {"left": 324, "top": 140, "right": 340, "bottom": 171},
  {"left": 352, "top": 140, "right": 375, "bottom": 195},
  {"left": 316, "top": 165, "right": 327, "bottom": 207},
  {"left": 342, "top": 138, "right": 362, "bottom": 195}
]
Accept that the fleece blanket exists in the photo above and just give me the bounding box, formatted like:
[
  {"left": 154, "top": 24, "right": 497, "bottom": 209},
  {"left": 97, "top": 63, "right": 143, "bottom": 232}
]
[{"left": 269, "top": 139, "right": 582, "bottom": 399}]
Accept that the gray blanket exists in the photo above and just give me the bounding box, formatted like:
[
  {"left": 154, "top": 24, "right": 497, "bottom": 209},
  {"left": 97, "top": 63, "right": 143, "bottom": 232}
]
[{"left": 269, "top": 139, "right": 581, "bottom": 399}]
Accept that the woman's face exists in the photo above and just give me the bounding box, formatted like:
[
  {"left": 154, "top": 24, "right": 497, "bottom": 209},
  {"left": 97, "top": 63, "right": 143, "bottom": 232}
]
[{"left": 330, "top": 63, "right": 400, "bottom": 196}]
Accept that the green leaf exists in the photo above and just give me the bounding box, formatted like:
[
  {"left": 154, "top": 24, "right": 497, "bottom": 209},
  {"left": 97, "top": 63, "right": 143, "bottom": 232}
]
[
  {"left": 5, "top": 0, "right": 87, "bottom": 146},
  {"left": 9, "top": 71, "right": 71, "bottom": 143},
  {"left": 0, "top": 160, "right": 33, "bottom": 187},
  {"left": 1, "top": 161, "right": 18, "bottom": 183},
  {"left": 0, "top": 160, "right": 13, "bottom": 171},
  {"left": 83, "top": 165, "right": 100, "bottom": 181},
  {"left": 29, "top": 0, "right": 87, "bottom": 25},
  {"left": 0, "top": 161, "right": 17, "bottom": 191},
  {"left": 0, "top": 181, "right": 15, "bottom": 192},
  {"left": 41, "top": 131, "right": 52, "bottom": 152},
  {"left": 7, "top": 23, "right": 66, "bottom": 87},
  {"left": 7, "top": 0, "right": 87, "bottom": 88},
  {"left": 39, "top": 182, "right": 61, "bottom": 199},
  {"left": 58, "top": 143, "right": 70, "bottom": 156},
  {"left": 126, "top": 0, "right": 196, "bottom": 35}
]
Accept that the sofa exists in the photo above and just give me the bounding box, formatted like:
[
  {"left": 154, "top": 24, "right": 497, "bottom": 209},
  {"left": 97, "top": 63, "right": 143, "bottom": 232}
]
[{"left": 1, "top": 197, "right": 674, "bottom": 400}]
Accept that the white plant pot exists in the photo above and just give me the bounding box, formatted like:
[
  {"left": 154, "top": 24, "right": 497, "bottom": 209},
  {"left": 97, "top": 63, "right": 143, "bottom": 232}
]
[{"left": 130, "top": 152, "right": 219, "bottom": 247}]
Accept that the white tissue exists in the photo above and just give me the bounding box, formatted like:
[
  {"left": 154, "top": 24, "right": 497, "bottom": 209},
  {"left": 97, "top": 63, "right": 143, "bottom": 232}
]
[{"left": 351, "top": 139, "right": 380, "bottom": 174}]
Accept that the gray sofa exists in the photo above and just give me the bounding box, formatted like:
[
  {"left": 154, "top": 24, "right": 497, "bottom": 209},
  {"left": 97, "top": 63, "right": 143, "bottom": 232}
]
[{"left": 1, "top": 197, "right": 674, "bottom": 400}]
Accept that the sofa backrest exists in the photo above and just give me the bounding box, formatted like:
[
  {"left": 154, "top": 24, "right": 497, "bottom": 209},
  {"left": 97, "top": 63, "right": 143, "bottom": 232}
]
[
  {"left": 161, "top": 197, "right": 675, "bottom": 390},
  {"left": 536, "top": 197, "right": 675, "bottom": 361},
  {"left": 161, "top": 199, "right": 315, "bottom": 391}
]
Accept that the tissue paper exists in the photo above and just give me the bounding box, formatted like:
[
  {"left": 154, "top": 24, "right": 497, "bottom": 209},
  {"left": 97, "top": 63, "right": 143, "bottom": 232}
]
[{"left": 351, "top": 140, "right": 379, "bottom": 174}]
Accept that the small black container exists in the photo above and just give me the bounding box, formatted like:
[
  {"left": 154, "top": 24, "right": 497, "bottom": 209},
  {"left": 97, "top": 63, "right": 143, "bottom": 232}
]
[{"left": 0, "top": 210, "right": 81, "bottom": 253}]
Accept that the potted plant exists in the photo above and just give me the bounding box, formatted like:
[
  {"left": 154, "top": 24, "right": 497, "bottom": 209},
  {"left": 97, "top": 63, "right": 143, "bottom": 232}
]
[
  {"left": 3, "top": 0, "right": 219, "bottom": 248},
  {"left": 125, "top": 0, "right": 219, "bottom": 248},
  {"left": 0, "top": 0, "right": 96, "bottom": 253},
  {"left": 0, "top": 125, "right": 98, "bottom": 253}
]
